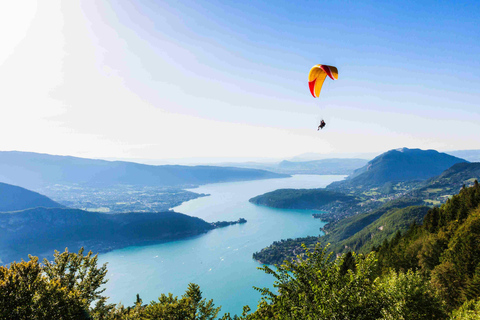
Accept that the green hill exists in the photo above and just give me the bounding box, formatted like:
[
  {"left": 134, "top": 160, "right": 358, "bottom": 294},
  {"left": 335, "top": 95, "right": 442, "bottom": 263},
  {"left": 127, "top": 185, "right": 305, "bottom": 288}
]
[
  {"left": 416, "top": 162, "right": 480, "bottom": 197},
  {"left": 0, "top": 182, "right": 63, "bottom": 212},
  {"left": 390, "top": 162, "right": 480, "bottom": 207},
  {"left": 332, "top": 205, "right": 430, "bottom": 254},
  {"left": 249, "top": 188, "right": 356, "bottom": 210},
  {"left": 321, "top": 197, "right": 423, "bottom": 244}
]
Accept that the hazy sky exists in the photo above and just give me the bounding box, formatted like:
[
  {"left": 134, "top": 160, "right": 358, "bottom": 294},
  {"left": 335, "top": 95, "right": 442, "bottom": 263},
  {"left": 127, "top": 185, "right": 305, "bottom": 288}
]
[{"left": 1, "top": 0, "right": 479, "bottom": 162}]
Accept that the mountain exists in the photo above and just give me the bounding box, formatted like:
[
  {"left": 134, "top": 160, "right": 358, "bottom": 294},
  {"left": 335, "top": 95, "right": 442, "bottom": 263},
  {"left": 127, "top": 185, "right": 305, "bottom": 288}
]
[
  {"left": 446, "top": 149, "right": 480, "bottom": 162},
  {"left": 0, "top": 207, "right": 215, "bottom": 263},
  {"left": 276, "top": 159, "right": 369, "bottom": 175},
  {"left": 0, "top": 182, "right": 63, "bottom": 212},
  {"left": 0, "top": 151, "right": 288, "bottom": 190},
  {"left": 218, "top": 158, "right": 369, "bottom": 175},
  {"left": 289, "top": 152, "right": 379, "bottom": 162},
  {"left": 327, "top": 148, "right": 467, "bottom": 191}
]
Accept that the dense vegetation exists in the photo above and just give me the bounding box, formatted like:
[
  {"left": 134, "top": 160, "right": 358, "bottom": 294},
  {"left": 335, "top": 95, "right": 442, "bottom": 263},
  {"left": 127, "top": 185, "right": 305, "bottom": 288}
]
[
  {"left": 249, "top": 188, "right": 356, "bottom": 210},
  {"left": 375, "top": 180, "right": 480, "bottom": 312},
  {"left": 0, "top": 246, "right": 452, "bottom": 319},
  {"left": 333, "top": 205, "right": 430, "bottom": 254},
  {"left": 0, "top": 248, "right": 228, "bottom": 320}
]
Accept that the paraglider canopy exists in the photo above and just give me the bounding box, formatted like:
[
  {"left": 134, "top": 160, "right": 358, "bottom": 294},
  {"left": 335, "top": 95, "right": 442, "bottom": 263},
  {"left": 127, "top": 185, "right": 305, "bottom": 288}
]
[{"left": 308, "top": 64, "right": 338, "bottom": 98}]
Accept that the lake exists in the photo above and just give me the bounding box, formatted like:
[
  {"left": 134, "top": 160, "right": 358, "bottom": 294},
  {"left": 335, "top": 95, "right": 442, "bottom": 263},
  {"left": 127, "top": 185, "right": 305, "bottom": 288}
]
[{"left": 98, "top": 174, "right": 345, "bottom": 315}]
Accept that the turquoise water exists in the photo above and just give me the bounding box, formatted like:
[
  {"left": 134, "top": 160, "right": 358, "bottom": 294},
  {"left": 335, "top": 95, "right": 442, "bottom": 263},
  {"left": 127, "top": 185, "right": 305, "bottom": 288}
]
[{"left": 98, "top": 174, "right": 345, "bottom": 315}]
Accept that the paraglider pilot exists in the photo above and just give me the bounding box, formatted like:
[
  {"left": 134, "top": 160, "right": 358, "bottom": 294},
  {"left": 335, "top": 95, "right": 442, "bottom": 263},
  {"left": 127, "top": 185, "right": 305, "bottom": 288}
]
[{"left": 318, "top": 119, "right": 326, "bottom": 130}]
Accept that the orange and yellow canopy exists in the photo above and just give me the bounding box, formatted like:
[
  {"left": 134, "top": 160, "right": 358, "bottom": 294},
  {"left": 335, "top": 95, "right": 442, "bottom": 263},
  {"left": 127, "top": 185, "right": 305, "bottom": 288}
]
[{"left": 308, "top": 64, "right": 338, "bottom": 98}]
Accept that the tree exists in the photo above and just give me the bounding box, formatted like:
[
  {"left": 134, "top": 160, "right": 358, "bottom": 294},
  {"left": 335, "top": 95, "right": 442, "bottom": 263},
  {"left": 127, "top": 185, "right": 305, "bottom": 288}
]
[
  {"left": 142, "top": 283, "right": 221, "bottom": 320},
  {"left": 249, "top": 243, "right": 447, "bottom": 320},
  {"left": 42, "top": 247, "right": 113, "bottom": 318},
  {"left": 0, "top": 256, "right": 90, "bottom": 320},
  {"left": 250, "top": 244, "right": 385, "bottom": 319},
  {"left": 379, "top": 269, "right": 446, "bottom": 319}
]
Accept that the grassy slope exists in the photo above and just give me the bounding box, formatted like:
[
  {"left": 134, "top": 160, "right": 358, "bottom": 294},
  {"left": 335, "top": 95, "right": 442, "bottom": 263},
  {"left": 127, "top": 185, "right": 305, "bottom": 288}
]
[{"left": 333, "top": 205, "right": 430, "bottom": 254}]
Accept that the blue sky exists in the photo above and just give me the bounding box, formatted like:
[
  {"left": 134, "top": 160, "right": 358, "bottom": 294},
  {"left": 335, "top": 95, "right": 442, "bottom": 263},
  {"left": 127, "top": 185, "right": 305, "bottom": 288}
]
[{"left": 0, "top": 0, "right": 479, "bottom": 162}]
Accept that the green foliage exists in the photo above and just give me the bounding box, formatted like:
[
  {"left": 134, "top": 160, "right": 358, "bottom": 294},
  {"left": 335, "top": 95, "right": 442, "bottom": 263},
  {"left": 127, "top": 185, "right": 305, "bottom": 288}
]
[
  {"left": 451, "top": 298, "right": 480, "bottom": 319},
  {"left": 252, "top": 236, "right": 322, "bottom": 265},
  {"left": 376, "top": 182, "right": 480, "bottom": 312},
  {"left": 249, "top": 244, "right": 446, "bottom": 319},
  {"left": 0, "top": 249, "right": 227, "bottom": 320},
  {"left": 142, "top": 283, "right": 221, "bottom": 320},
  {"left": 42, "top": 247, "right": 113, "bottom": 318},
  {"left": 378, "top": 269, "right": 445, "bottom": 319},
  {"left": 0, "top": 253, "right": 92, "bottom": 320}
]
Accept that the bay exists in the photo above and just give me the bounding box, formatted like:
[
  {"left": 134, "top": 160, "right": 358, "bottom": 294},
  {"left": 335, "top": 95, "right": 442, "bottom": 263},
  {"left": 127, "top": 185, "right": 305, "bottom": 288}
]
[{"left": 98, "top": 174, "right": 345, "bottom": 315}]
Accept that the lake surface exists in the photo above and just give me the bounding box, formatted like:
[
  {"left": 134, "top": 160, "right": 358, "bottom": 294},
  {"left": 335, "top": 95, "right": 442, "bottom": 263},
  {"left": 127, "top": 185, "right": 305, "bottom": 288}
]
[{"left": 98, "top": 174, "right": 345, "bottom": 315}]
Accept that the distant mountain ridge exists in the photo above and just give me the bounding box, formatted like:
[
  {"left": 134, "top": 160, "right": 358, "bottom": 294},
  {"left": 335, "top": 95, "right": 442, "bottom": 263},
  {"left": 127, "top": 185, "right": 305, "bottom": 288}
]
[
  {"left": 0, "top": 182, "right": 63, "bottom": 212},
  {"left": 446, "top": 149, "right": 480, "bottom": 162},
  {"left": 0, "top": 151, "right": 288, "bottom": 190},
  {"left": 327, "top": 148, "right": 467, "bottom": 190},
  {"left": 218, "top": 158, "right": 368, "bottom": 175}
]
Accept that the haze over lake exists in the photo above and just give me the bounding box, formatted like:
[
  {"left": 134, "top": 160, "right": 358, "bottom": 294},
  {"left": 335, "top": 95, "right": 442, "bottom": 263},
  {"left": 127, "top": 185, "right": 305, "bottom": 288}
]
[{"left": 98, "top": 174, "right": 344, "bottom": 315}]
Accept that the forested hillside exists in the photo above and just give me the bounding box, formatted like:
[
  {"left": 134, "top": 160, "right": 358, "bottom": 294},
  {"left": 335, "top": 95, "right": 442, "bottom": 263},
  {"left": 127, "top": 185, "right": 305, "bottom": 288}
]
[
  {"left": 375, "top": 180, "right": 480, "bottom": 311},
  {"left": 0, "top": 208, "right": 215, "bottom": 263},
  {"left": 249, "top": 188, "right": 356, "bottom": 210}
]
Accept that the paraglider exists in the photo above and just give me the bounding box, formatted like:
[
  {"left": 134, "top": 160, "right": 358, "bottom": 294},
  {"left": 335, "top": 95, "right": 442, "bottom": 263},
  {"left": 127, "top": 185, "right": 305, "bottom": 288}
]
[
  {"left": 318, "top": 119, "right": 326, "bottom": 130},
  {"left": 308, "top": 64, "right": 338, "bottom": 130}
]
